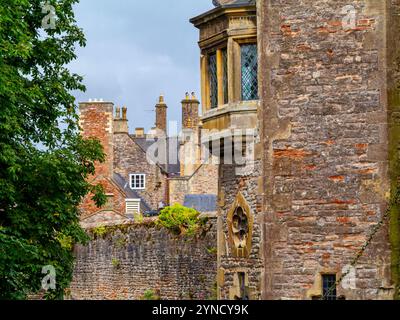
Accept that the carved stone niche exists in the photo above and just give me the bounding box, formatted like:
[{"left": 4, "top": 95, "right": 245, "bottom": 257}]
[{"left": 227, "top": 192, "right": 253, "bottom": 258}]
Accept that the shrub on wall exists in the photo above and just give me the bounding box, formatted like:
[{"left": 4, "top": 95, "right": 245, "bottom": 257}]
[
  {"left": 157, "top": 204, "right": 201, "bottom": 236},
  {"left": 142, "top": 289, "right": 160, "bottom": 300}
]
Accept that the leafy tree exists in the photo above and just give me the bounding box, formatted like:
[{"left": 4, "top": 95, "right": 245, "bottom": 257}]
[{"left": 0, "top": 0, "right": 105, "bottom": 299}]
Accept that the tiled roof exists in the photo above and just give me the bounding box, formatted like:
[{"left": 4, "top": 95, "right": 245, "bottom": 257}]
[{"left": 131, "top": 136, "right": 181, "bottom": 176}]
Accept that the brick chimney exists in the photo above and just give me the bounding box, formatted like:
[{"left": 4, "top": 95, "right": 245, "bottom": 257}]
[
  {"left": 79, "top": 100, "right": 114, "bottom": 178},
  {"left": 155, "top": 95, "right": 167, "bottom": 134},
  {"left": 182, "top": 92, "right": 200, "bottom": 129},
  {"left": 114, "top": 105, "right": 129, "bottom": 133}
]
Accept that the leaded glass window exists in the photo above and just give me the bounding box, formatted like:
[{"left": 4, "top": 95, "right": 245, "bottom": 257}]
[
  {"left": 130, "top": 174, "right": 146, "bottom": 190},
  {"left": 322, "top": 274, "right": 337, "bottom": 300},
  {"left": 208, "top": 53, "right": 218, "bottom": 109},
  {"left": 241, "top": 44, "right": 258, "bottom": 101},
  {"left": 222, "top": 48, "right": 228, "bottom": 104}
]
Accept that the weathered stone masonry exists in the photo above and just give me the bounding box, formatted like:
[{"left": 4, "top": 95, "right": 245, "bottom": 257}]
[
  {"left": 218, "top": 160, "right": 264, "bottom": 300},
  {"left": 113, "top": 133, "right": 168, "bottom": 210},
  {"left": 259, "top": 0, "right": 400, "bottom": 299},
  {"left": 70, "top": 220, "right": 217, "bottom": 300}
]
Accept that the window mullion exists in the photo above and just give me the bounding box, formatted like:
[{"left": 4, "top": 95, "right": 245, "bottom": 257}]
[{"left": 217, "top": 49, "right": 224, "bottom": 108}]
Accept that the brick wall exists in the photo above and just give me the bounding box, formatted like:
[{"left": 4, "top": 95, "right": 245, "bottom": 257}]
[
  {"left": 79, "top": 102, "right": 114, "bottom": 178},
  {"left": 79, "top": 178, "right": 126, "bottom": 221},
  {"left": 69, "top": 220, "right": 218, "bottom": 300},
  {"left": 259, "top": 0, "right": 397, "bottom": 299},
  {"left": 79, "top": 102, "right": 124, "bottom": 220}
]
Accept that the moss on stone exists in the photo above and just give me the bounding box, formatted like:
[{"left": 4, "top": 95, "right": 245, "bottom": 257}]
[
  {"left": 388, "top": 88, "right": 400, "bottom": 300},
  {"left": 88, "top": 219, "right": 157, "bottom": 238}
]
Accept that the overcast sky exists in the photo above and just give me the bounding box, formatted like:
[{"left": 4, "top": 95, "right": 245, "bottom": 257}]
[{"left": 70, "top": 0, "right": 212, "bottom": 132}]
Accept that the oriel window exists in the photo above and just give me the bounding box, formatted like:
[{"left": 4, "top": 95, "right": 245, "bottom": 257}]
[
  {"left": 241, "top": 44, "right": 258, "bottom": 101},
  {"left": 208, "top": 53, "right": 218, "bottom": 109}
]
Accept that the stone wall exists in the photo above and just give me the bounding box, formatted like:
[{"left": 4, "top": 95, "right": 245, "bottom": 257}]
[
  {"left": 169, "top": 164, "right": 219, "bottom": 205},
  {"left": 69, "top": 219, "right": 218, "bottom": 300},
  {"left": 258, "top": 0, "right": 397, "bottom": 299},
  {"left": 169, "top": 177, "right": 189, "bottom": 205},
  {"left": 218, "top": 160, "right": 263, "bottom": 300}
]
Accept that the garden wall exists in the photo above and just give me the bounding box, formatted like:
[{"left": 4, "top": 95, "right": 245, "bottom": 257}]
[{"left": 69, "top": 219, "right": 217, "bottom": 300}]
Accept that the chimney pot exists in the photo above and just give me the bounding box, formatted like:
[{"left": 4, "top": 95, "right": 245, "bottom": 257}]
[{"left": 115, "top": 106, "right": 121, "bottom": 119}]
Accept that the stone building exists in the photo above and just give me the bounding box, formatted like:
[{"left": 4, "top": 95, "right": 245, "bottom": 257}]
[
  {"left": 79, "top": 94, "right": 219, "bottom": 228},
  {"left": 75, "top": 0, "right": 400, "bottom": 300},
  {"left": 189, "top": 0, "right": 400, "bottom": 300}
]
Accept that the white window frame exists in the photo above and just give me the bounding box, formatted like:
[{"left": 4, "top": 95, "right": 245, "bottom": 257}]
[{"left": 129, "top": 173, "right": 146, "bottom": 190}]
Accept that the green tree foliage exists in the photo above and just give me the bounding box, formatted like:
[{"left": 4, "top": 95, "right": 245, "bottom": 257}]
[
  {"left": 157, "top": 204, "right": 201, "bottom": 236},
  {"left": 0, "top": 0, "right": 105, "bottom": 299}
]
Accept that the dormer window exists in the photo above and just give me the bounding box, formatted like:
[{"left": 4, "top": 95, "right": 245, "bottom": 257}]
[{"left": 130, "top": 174, "right": 146, "bottom": 190}]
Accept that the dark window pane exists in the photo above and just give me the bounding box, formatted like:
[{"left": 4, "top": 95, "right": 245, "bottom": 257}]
[
  {"left": 241, "top": 44, "right": 258, "bottom": 101},
  {"left": 322, "top": 274, "right": 337, "bottom": 300},
  {"left": 208, "top": 53, "right": 218, "bottom": 109},
  {"left": 132, "top": 175, "right": 145, "bottom": 189},
  {"left": 222, "top": 48, "right": 228, "bottom": 104}
]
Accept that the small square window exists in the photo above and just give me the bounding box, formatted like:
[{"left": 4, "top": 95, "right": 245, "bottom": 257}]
[
  {"left": 322, "top": 274, "right": 337, "bottom": 300},
  {"left": 130, "top": 174, "right": 146, "bottom": 190}
]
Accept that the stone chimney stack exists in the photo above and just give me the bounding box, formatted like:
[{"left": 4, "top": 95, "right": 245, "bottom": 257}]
[
  {"left": 182, "top": 92, "right": 200, "bottom": 129},
  {"left": 113, "top": 105, "right": 129, "bottom": 133},
  {"left": 79, "top": 100, "right": 114, "bottom": 178},
  {"left": 135, "top": 127, "right": 145, "bottom": 138},
  {"left": 155, "top": 95, "right": 168, "bottom": 134}
]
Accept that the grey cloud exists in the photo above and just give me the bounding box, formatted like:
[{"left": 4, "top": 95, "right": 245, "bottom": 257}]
[{"left": 70, "top": 0, "right": 212, "bottom": 131}]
